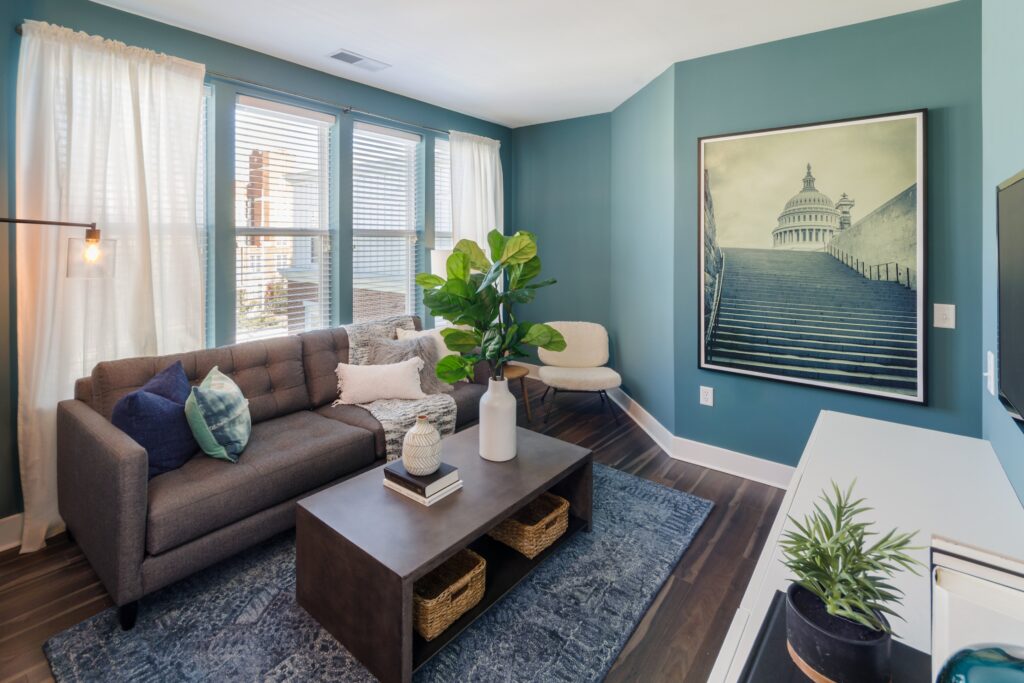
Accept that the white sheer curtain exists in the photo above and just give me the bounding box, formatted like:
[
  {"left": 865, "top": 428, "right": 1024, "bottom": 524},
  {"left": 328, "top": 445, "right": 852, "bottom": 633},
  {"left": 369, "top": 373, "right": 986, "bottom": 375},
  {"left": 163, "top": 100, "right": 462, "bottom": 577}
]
[
  {"left": 15, "top": 21, "right": 206, "bottom": 551},
  {"left": 449, "top": 131, "right": 503, "bottom": 246}
]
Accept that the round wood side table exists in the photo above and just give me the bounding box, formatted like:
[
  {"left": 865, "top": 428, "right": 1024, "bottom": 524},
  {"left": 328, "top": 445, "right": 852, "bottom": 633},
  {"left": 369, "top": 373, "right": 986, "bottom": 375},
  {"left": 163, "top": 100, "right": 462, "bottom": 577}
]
[{"left": 502, "top": 364, "right": 533, "bottom": 423}]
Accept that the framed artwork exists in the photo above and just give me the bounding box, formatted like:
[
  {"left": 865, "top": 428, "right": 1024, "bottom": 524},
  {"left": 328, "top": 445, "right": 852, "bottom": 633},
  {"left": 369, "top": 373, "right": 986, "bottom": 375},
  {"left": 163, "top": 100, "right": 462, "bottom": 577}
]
[{"left": 698, "top": 110, "right": 926, "bottom": 403}]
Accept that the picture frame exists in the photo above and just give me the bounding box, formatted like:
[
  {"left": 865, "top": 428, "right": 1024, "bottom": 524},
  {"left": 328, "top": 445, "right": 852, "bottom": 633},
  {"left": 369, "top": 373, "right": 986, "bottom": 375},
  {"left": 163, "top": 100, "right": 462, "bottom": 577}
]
[{"left": 698, "top": 110, "right": 927, "bottom": 403}]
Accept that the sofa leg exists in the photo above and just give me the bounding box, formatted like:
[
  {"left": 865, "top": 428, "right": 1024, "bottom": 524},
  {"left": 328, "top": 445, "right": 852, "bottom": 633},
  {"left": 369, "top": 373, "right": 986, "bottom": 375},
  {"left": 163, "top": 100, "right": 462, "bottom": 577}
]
[{"left": 119, "top": 601, "right": 138, "bottom": 630}]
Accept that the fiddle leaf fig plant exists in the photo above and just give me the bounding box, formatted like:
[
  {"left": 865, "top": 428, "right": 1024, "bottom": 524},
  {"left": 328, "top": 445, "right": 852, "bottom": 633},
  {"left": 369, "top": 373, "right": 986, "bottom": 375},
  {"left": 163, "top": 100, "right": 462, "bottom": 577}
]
[
  {"left": 415, "top": 229, "right": 565, "bottom": 383},
  {"left": 780, "top": 481, "right": 923, "bottom": 633}
]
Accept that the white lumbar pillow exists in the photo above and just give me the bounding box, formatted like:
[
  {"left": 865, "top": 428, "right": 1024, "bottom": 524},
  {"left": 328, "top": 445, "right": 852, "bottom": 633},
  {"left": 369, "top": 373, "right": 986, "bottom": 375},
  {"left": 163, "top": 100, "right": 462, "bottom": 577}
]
[
  {"left": 335, "top": 356, "right": 427, "bottom": 405},
  {"left": 396, "top": 327, "right": 459, "bottom": 361}
]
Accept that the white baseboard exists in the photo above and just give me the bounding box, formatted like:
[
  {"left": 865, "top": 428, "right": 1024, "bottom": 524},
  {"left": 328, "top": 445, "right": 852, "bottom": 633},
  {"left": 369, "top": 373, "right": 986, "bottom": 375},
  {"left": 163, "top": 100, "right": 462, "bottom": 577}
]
[
  {"left": 0, "top": 513, "right": 22, "bottom": 553},
  {"left": 605, "top": 387, "right": 676, "bottom": 455},
  {"left": 514, "top": 362, "right": 794, "bottom": 490},
  {"left": 673, "top": 433, "right": 794, "bottom": 489}
]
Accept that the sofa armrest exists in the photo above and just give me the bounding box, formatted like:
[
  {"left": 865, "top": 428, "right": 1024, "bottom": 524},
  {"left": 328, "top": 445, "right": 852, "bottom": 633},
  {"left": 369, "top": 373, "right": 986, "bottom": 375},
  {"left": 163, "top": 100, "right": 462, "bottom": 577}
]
[{"left": 57, "top": 399, "right": 148, "bottom": 605}]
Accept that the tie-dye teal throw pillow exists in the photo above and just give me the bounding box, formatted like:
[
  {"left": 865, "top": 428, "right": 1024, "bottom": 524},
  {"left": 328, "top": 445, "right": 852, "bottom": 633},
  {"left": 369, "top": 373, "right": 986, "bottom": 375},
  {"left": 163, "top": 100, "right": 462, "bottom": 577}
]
[{"left": 185, "top": 366, "right": 251, "bottom": 463}]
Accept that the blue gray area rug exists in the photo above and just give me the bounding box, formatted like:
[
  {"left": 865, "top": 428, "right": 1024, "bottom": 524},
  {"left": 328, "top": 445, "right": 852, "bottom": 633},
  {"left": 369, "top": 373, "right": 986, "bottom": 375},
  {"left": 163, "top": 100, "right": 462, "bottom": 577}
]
[{"left": 45, "top": 464, "right": 712, "bottom": 682}]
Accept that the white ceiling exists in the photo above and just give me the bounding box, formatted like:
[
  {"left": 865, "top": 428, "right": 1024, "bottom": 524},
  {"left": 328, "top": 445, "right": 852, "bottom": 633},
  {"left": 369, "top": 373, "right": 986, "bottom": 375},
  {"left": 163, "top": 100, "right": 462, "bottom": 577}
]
[{"left": 92, "top": 0, "right": 954, "bottom": 128}]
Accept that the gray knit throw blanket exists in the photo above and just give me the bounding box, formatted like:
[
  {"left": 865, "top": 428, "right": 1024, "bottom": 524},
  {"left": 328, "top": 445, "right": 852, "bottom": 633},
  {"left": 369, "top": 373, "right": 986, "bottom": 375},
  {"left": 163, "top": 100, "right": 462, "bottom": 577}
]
[{"left": 342, "top": 315, "right": 457, "bottom": 462}]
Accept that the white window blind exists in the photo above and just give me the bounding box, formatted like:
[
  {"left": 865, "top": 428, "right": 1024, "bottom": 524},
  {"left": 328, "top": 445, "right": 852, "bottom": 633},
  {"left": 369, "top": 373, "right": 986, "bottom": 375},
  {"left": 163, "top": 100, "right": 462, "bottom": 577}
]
[
  {"left": 434, "top": 138, "right": 453, "bottom": 249},
  {"left": 353, "top": 121, "right": 422, "bottom": 323},
  {"left": 234, "top": 95, "right": 335, "bottom": 341}
]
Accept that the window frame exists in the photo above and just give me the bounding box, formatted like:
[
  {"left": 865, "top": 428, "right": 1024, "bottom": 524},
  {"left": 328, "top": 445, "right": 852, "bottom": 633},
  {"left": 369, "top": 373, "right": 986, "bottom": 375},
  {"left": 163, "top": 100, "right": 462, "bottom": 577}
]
[{"left": 204, "top": 77, "right": 450, "bottom": 344}]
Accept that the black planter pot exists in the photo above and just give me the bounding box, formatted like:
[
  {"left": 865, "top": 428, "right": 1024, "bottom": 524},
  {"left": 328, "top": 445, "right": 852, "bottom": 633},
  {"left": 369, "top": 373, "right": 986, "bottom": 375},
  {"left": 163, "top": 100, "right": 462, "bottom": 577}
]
[{"left": 785, "top": 583, "right": 892, "bottom": 683}]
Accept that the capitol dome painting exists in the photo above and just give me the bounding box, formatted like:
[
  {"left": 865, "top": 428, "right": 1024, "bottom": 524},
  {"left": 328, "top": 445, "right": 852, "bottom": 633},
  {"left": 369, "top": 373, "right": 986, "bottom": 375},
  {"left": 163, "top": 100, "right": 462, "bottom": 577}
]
[
  {"left": 771, "top": 164, "right": 855, "bottom": 251},
  {"left": 698, "top": 111, "right": 926, "bottom": 403}
]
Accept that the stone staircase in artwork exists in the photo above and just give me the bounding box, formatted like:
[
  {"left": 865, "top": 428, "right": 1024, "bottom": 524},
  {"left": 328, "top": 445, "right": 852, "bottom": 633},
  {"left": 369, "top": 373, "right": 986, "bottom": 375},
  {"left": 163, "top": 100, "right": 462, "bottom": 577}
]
[{"left": 707, "top": 248, "right": 918, "bottom": 394}]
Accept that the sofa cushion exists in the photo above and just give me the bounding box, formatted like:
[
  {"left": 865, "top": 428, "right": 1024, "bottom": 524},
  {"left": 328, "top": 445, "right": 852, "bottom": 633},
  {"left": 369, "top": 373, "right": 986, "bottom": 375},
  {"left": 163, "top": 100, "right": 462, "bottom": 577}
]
[
  {"left": 300, "top": 316, "right": 424, "bottom": 408},
  {"left": 317, "top": 380, "right": 484, "bottom": 458},
  {"left": 450, "top": 382, "right": 485, "bottom": 425},
  {"left": 146, "top": 411, "right": 374, "bottom": 555},
  {"left": 538, "top": 365, "right": 622, "bottom": 391},
  {"left": 316, "top": 404, "right": 387, "bottom": 457},
  {"left": 92, "top": 336, "right": 309, "bottom": 424},
  {"left": 299, "top": 328, "right": 352, "bottom": 408},
  {"left": 111, "top": 361, "right": 197, "bottom": 478},
  {"left": 367, "top": 336, "right": 451, "bottom": 395},
  {"left": 185, "top": 367, "right": 251, "bottom": 463}
]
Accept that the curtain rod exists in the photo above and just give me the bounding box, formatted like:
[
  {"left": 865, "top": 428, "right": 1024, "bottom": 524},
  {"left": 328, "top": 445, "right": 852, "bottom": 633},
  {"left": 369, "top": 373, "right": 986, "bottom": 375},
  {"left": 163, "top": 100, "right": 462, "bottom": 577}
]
[{"left": 13, "top": 23, "right": 451, "bottom": 136}]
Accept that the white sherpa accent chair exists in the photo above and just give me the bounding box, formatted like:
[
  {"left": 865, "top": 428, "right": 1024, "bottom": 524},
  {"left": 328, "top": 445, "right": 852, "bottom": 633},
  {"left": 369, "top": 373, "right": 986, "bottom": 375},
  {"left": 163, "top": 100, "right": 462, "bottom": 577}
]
[{"left": 537, "top": 321, "right": 622, "bottom": 423}]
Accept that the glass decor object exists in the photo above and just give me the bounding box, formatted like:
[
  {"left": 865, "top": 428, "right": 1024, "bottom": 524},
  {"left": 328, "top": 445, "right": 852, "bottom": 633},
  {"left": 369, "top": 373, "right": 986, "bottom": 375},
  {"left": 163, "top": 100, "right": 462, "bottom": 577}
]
[
  {"left": 939, "top": 646, "right": 1024, "bottom": 683},
  {"left": 67, "top": 236, "right": 116, "bottom": 279}
]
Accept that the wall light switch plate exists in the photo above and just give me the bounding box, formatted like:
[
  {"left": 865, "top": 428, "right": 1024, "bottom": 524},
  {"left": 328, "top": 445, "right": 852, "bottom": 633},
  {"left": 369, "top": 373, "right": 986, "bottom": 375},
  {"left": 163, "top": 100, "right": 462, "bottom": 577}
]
[
  {"left": 985, "top": 350, "right": 996, "bottom": 396},
  {"left": 934, "top": 303, "right": 956, "bottom": 329},
  {"left": 700, "top": 386, "right": 714, "bottom": 407}
]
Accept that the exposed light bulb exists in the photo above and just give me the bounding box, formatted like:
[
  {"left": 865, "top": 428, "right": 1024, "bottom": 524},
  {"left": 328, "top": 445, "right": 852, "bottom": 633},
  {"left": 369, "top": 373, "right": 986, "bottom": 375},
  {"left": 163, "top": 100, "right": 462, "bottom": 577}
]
[{"left": 84, "top": 242, "right": 101, "bottom": 263}]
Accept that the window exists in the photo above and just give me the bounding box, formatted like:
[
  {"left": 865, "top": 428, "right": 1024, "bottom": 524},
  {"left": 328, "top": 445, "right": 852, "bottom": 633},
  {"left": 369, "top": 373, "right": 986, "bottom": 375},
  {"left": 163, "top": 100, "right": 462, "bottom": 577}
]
[
  {"left": 434, "top": 138, "right": 453, "bottom": 249},
  {"left": 352, "top": 122, "right": 422, "bottom": 323},
  {"left": 233, "top": 95, "right": 335, "bottom": 341}
]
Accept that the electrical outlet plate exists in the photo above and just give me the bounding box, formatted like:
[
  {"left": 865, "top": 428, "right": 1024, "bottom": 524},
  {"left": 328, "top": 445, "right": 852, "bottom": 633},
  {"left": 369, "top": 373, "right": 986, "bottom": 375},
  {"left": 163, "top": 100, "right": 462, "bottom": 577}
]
[{"left": 700, "top": 386, "right": 714, "bottom": 407}]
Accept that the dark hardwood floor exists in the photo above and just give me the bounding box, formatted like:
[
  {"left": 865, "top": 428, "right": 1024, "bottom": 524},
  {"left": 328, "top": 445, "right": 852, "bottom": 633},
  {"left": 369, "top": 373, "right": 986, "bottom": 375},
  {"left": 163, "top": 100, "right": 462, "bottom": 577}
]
[{"left": 0, "top": 379, "right": 783, "bottom": 682}]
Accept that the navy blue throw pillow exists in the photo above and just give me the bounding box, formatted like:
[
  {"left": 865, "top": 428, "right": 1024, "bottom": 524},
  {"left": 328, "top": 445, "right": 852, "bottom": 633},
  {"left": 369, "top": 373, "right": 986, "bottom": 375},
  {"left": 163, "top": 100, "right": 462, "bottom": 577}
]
[{"left": 112, "top": 362, "right": 198, "bottom": 478}]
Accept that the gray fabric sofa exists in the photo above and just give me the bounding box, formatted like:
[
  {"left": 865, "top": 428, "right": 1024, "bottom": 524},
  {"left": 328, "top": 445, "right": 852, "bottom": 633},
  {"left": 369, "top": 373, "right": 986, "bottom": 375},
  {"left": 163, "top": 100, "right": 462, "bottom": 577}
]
[{"left": 56, "top": 316, "right": 486, "bottom": 628}]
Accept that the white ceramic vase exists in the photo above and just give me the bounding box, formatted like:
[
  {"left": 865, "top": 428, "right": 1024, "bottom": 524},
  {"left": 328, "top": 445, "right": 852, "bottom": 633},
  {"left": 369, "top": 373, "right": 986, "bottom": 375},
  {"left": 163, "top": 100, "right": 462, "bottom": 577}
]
[
  {"left": 479, "top": 378, "right": 517, "bottom": 461},
  {"left": 402, "top": 415, "right": 442, "bottom": 476}
]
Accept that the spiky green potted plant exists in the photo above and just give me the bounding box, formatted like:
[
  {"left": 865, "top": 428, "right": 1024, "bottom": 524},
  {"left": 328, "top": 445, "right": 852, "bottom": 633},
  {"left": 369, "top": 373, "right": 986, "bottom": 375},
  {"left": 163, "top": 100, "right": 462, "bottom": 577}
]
[
  {"left": 780, "top": 481, "right": 923, "bottom": 683},
  {"left": 416, "top": 229, "right": 565, "bottom": 461}
]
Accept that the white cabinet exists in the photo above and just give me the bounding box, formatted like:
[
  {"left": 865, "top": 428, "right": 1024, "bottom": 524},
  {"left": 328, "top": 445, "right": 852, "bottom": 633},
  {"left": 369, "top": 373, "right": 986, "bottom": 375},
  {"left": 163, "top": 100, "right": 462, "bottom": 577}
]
[{"left": 709, "top": 410, "right": 1024, "bottom": 682}]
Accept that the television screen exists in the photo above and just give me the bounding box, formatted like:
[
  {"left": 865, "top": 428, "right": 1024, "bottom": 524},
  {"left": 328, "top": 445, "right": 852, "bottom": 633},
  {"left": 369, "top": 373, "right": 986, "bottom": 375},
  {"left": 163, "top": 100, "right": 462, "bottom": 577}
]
[{"left": 998, "top": 170, "right": 1024, "bottom": 418}]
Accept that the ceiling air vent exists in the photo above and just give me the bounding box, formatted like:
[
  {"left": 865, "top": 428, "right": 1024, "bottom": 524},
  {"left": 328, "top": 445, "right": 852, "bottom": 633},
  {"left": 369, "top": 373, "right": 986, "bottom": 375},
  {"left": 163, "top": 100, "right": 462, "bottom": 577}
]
[{"left": 329, "top": 49, "right": 390, "bottom": 72}]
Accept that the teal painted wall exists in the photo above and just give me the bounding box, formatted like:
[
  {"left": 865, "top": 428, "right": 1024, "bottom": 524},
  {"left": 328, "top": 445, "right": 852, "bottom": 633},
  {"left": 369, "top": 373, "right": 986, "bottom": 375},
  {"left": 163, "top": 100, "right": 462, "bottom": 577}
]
[
  {"left": 516, "top": 1, "right": 984, "bottom": 466},
  {"left": 514, "top": 115, "right": 611, "bottom": 335},
  {"left": 611, "top": 67, "right": 677, "bottom": 431},
  {"left": 981, "top": 0, "right": 1024, "bottom": 503},
  {"left": 672, "top": 0, "right": 983, "bottom": 466},
  {"left": 0, "top": 0, "right": 516, "bottom": 517}
]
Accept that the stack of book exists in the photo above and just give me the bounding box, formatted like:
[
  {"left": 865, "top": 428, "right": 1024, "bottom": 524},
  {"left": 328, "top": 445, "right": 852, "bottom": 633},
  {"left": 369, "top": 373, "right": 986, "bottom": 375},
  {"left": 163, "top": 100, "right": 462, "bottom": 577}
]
[{"left": 383, "top": 460, "right": 461, "bottom": 506}]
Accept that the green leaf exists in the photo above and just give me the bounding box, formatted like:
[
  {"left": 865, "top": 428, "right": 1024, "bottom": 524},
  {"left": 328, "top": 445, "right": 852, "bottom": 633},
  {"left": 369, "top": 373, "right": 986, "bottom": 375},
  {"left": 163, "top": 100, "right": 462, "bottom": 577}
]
[
  {"left": 501, "top": 233, "right": 537, "bottom": 265},
  {"left": 439, "top": 327, "right": 481, "bottom": 352},
  {"left": 415, "top": 272, "right": 446, "bottom": 289},
  {"left": 423, "top": 289, "right": 464, "bottom": 317},
  {"left": 507, "top": 254, "right": 540, "bottom": 290},
  {"left": 521, "top": 322, "right": 566, "bottom": 351},
  {"left": 435, "top": 354, "right": 473, "bottom": 383},
  {"left": 446, "top": 251, "right": 470, "bottom": 282},
  {"left": 481, "top": 327, "right": 504, "bottom": 361},
  {"left": 487, "top": 230, "right": 506, "bottom": 262},
  {"left": 454, "top": 239, "right": 491, "bottom": 271},
  {"left": 441, "top": 278, "right": 473, "bottom": 299},
  {"left": 526, "top": 277, "right": 556, "bottom": 290},
  {"left": 504, "top": 289, "right": 534, "bottom": 304},
  {"left": 477, "top": 260, "right": 504, "bottom": 293}
]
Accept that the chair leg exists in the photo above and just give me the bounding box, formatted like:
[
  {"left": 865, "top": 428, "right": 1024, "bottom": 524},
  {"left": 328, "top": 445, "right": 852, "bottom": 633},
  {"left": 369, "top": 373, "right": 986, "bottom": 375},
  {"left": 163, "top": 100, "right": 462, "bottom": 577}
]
[
  {"left": 602, "top": 390, "right": 621, "bottom": 424},
  {"left": 520, "top": 377, "right": 533, "bottom": 423},
  {"left": 540, "top": 386, "right": 550, "bottom": 403},
  {"left": 544, "top": 389, "right": 558, "bottom": 423},
  {"left": 119, "top": 601, "right": 138, "bottom": 630}
]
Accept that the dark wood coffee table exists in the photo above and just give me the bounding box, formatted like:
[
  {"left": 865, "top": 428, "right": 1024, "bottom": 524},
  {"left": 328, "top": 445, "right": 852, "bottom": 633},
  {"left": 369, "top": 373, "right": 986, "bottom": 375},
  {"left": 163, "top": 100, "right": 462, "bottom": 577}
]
[{"left": 296, "top": 425, "right": 593, "bottom": 683}]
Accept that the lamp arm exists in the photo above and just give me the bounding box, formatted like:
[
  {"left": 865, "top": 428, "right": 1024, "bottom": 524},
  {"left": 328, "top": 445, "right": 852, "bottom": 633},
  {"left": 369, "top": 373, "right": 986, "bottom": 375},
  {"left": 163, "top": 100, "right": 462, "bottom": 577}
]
[{"left": 0, "top": 217, "right": 97, "bottom": 230}]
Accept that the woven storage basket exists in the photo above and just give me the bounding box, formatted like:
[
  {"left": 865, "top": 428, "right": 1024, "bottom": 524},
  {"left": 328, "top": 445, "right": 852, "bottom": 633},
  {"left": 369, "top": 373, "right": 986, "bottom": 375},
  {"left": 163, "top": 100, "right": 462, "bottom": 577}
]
[
  {"left": 487, "top": 492, "right": 569, "bottom": 559},
  {"left": 413, "top": 548, "right": 486, "bottom": 641}
]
